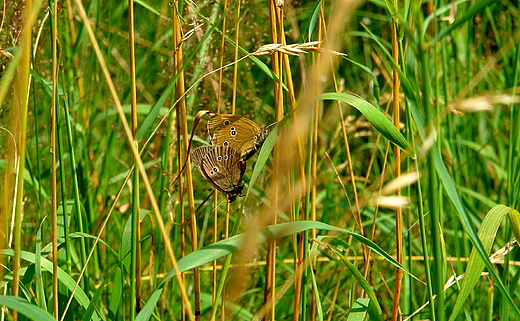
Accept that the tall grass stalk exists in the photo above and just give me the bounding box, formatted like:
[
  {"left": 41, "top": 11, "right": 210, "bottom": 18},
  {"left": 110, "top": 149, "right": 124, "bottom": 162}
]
[
  {"left": 128, "top": 0, "right": 141, "bottom": 318},
  {"left": 50, "top": 0, "right": 59, "bottom": 317},
  {"left": 390, "top": 0, "right": 402, "bottom": 319},
  {"left": 72, "top": 0, "right": 194, "bottom": 318},
  {"left": 417, "top": 4, "right": 445, "bottom": 319},
  {"left": 171, "top": 1, "right": 199, "bottom": 319},
  {"left": 7, "top": 3, "right": 38, "bottom": 321}
]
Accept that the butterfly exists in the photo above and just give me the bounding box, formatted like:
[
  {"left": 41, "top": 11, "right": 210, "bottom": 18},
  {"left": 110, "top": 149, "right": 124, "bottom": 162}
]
[
  {"left": 207, "top": 114, "right": 269, "bottom": 161},
  {"left": 191, "top": 145, "right": 246, "bottom": 203}
]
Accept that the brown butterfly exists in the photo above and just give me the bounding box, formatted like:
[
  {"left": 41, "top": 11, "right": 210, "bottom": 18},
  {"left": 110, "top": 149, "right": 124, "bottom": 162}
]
[
  {"left": 207, "top": 114, "right": 269, "bottom": 161},
  {"left": 191, "top": 145, "right": 246, "bottom": 202}
]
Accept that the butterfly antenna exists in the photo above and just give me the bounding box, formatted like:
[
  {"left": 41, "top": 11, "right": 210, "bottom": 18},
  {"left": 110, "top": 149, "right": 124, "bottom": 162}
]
[
  {"left": 265, "top": 120, "right": 280, "bottom": 134},
  {"left": 194, "top": 190, "right": 215, "bottom": 214},
  {"left": 170, "top": 110, "right": 214, "bottom": 187}
]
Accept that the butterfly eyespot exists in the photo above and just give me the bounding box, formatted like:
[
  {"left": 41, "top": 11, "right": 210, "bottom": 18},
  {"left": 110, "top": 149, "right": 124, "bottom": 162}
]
[
  {"left": 231, "top": 130, "right": 237, "bottom": 136},
  {"left": 217, "top": 156, "right": 223, "bottom": 161},
  {"left": 223, "top": 120, "right": 231, "bottom": 125},
  {"left": 213, "top": 167, "right": 218, "bottom": 172},
  {"left": 223, "top": 141, "right": 229, "bottom": 146},
  {"left": 223, "top": 155, "right": 228, "bottom": 160},
  {"left": 230, "top": 126, "right": 236, "bottom": 130}
]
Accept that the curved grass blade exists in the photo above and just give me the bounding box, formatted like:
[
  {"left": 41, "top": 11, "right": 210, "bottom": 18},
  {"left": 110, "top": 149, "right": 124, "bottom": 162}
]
[
  {"left": 0, "top": 296, "right": 55, "bottom": 321},
  {"left": 315, "top": 92, "right": 413, "bottom": 156},
  {"left": 308, "top": 0, "right": 322, "bottom": 39},
  {"left": 245, "top": 123, "right": 278, "bottom": 200},
  {"left": 432, "top": 147, "right": 520, "bottom": 319},
  {"left": 382, "top": 0, "right": 398, "bottom": 21},
  {"left": 245, "top": 110, "right": 293, "bottom": 200},
  {"left": 314, "top": 237, "right": 383, "bottom": 319},
  {"left": 429, "top": 0, "right": 496, "bottom": 45},
  {"left": 347, "top": 298, "right": 370, "bottom": 321},
  {"left": 0, "top": 249, "right": 102, "bottom": 321},
  {"left": 139, "top": 221, "right": 415, "bottom": 318},
  {"left": 309, "top": 263, "right": 324, "bottom": 321},
  {"left": 449, "top": 205, "right": 520, "bottom": 321},
  {"left": 175, "top": 220, "right": 412, "bottom": 276}
]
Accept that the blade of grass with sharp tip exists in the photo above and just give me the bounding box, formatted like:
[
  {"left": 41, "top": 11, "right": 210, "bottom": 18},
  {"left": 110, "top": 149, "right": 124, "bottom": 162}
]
[
  {"left": 0, "top": 249, "right": 102, "bottom": 320},
  {"left": 175, "top": 221, "right": 414, "bottom": 277},
  {"left": 139, "top": 220, "right": 417, "bottom": 317},
  {"left": 245, "top": 110, "right": 294, "bottom": 200},
  {"left": 449, "top": 205, "right": 519, "bottom": 321},
  {"left": 347, "top": 298, "right": 370, "bottom": 321},
  {"left": 429, "top": 0, "right": 496, "bottom": 45},
  {"left": 314, "top": 237, "right": 383, "bottom": 320},
  {"left": 0, "top": 296, "right": 56, "bottom": 321},
  {"left": 315, "top": 92, "right": 413, "bottom": 156}
]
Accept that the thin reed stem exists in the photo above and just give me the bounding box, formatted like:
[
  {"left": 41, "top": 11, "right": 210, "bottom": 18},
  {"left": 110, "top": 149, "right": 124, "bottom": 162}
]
[{"left": 390, "top": 0, "right": 403, "bottom": 319}]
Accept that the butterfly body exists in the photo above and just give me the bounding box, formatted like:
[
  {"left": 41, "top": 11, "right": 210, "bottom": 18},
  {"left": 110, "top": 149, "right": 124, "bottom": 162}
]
[
  {"left": 208, "top": 114, "right": 269, "bottom": 161},
  {"left": 191, "top": 145, "right": 246, "bottom": 202}
]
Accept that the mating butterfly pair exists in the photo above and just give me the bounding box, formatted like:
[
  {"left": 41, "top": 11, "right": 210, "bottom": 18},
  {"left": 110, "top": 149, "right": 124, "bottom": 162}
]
[{"left": 191, "top": 114, "right": 269, "bottom": 202}]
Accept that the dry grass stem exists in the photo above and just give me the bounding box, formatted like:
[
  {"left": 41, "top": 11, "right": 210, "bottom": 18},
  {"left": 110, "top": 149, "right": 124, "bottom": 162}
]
[
  {"left": 372, "top": 195, "right": 410, "bottom": 209},
  {"left": 253, "top": 41, "right": 347, "bottom": 57},
  {"left": 451, "top": 94, "right": 520, "bottom": 114},
  {"left": 381, "top": 171, "right": 420, "bottom": 195}
]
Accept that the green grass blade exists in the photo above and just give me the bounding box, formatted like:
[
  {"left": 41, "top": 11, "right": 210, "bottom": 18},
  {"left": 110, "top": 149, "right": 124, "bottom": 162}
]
[
  {"left": 246, "top": 110, "right": 293, "bottom": 200},
  {"left": 382, "top": 0, "right": 398, "bottom": 21},
  {"left": 309, "top": 263, "right": 324, "bottom": 321},
  {"left": 136, "top": 81, "right": 176, "bottom": 140},
  {"left": 0, "top": 296, "right": 55, "bottom": 321},
  {"left": 34, "top": 218, "right": 47, "bottom": 311},
  {"left": 509, "top": 209, "right": 520, "bottom": 242},
  {"left": 347, "top": 298, "right": 370, "bottom": 321},
  {"left": 245, "top": 123, "right": 278, "bottom": 200},
  {"left": 316, "top": 237, "right": 383, "bottom": 319},
  {"left": 200, "top": 292, "right": 254, "bottom": 319},
  {"left": 0, "top": 249, "right": 102, "bottom": 321},
  {"left": 433, "top": 147, "right": 520, "bottom": 319},
  {"left": 140, "top": 221, "right": 416, "bottom": 319},
  {"left": 136, "top": 287, "right": 163, "bottom": 321},
  {"left": 308, "top": 0, "right": 322, "bottom": 39},
  {"left": 175, "top": 221, "right": 413, "bottom": 277},
  {"left": 315, "top": 92, "right": 413, "bottom": 156},
  {"left": 108, "top": 267, "right": 123, "bottom": 320},
  {"left": 449, "top": 205, "right": 514, "bottom": 321},
  {"left": 429, "top": 0, "right": 496, "bottom": 45}
]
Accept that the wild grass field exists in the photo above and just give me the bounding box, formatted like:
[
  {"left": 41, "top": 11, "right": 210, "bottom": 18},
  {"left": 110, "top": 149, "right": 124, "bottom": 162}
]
[{"left": 1, "top": 0, "right": 520, "bottom": 320}]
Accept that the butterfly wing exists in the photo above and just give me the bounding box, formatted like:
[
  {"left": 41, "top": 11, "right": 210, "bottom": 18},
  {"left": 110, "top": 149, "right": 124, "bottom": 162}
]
[
  {"left": 191, "top": 145, "right": 245, "bottom": 202},
  {"left": 208, "top": 114, "right": 267, "bottom": 161}
]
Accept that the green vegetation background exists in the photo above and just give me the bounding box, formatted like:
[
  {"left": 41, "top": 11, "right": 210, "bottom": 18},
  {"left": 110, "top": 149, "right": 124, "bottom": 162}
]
[{"left": 1, "top": 0, "right": 520, "bottom": 320}]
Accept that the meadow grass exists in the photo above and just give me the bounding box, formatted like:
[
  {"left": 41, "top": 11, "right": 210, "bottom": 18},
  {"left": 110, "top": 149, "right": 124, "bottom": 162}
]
[{"left": 1, "top": 0, "right": 520, "bottom": 320}]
